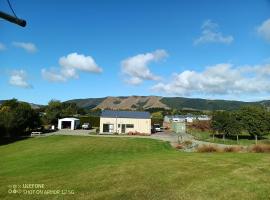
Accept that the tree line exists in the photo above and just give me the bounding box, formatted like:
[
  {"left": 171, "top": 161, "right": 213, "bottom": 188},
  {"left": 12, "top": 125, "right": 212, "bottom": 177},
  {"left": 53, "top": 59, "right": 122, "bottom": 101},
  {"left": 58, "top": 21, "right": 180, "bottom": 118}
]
[
  {"left": 0, "top": 99, "right": 86, "bottom": 138},
  {"left": 0, "top": 99, "right": 40, "bottom": 138},
  {"left": 211, "top": 106, "right": 270, "bottom": 140}
]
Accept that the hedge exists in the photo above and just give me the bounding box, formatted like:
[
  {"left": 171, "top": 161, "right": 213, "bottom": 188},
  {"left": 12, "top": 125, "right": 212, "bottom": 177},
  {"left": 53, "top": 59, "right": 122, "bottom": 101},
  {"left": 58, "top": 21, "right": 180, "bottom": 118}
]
[{"left": 79, "top": 116, "right": 100, "bottom": 127}]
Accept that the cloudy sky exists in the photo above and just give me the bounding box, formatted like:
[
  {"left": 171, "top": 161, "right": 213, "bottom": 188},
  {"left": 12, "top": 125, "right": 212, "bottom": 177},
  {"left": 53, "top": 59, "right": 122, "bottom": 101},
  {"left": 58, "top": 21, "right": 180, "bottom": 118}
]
[{"left": 0, "top": 0, "right": 270, "bottom": 104}]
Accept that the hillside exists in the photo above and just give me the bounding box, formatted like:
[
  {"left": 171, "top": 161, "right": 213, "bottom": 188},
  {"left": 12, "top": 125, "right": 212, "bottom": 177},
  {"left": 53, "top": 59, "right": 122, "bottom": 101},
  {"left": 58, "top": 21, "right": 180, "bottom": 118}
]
[
  {"left": 94, "top": 96, "right": 170, "bottom": 110},
  {"left": 65, "top": 97, "right": 105, "bottom": 109},
  {"left": 66, "top": 96, "right": 270, "bottom": 111},
  {"left": 2, "top": 96, "right": 269, "bottom": 111},
  {"left": 0, "top": 100, "right": 43, "bottom": 109}
]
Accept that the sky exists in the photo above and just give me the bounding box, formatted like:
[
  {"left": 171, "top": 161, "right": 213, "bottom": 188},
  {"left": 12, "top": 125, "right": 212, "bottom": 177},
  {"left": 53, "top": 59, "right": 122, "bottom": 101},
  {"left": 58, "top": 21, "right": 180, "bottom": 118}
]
[{"left": 0, "top": 0, "right": 270, "bottom": 104}]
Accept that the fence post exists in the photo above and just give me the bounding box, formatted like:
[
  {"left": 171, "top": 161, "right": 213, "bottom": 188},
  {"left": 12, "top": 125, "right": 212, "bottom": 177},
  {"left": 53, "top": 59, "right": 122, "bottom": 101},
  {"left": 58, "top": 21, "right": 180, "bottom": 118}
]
[{"left": 255, "top": 135, "right": 257, "bottom": 145}]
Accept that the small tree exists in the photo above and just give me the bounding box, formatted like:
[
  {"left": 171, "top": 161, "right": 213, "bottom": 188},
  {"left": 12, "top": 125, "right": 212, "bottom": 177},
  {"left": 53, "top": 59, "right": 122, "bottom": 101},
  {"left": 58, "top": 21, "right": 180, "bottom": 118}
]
[
  {"left": 225, "top": 112, "right": 242, "bottom": 143},
  {"left": 44, "top": 100, "right": 62, "bottom": 125},
  {"left": 211, "top": 111, "right": 242, "bottom": 142},
  {"left": 237, "top": 106, "right": 270, "bottom": 142}
]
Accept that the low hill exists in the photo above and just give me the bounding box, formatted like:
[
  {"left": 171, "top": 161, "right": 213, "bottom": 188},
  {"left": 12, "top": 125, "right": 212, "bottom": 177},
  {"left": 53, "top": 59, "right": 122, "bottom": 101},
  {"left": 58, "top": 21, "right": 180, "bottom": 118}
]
[
  {"left": 0, "top": 100, "right": 43, "bottom": 109},
  {"left": 65, "top": 97, "right": 105, "bottom": 109}
]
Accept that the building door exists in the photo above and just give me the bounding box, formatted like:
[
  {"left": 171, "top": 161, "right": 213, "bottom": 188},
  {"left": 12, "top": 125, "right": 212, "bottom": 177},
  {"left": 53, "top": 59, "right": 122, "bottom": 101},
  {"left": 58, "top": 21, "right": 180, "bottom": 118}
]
[
  {"left": 121, "top": 124, "right": 126, "bottom": 134},
  {"left": 62, "top": 121, "right": 71, "bottom": 129},
  {"left": 103, "top": 124, "right": 109, "bottom": 132}
]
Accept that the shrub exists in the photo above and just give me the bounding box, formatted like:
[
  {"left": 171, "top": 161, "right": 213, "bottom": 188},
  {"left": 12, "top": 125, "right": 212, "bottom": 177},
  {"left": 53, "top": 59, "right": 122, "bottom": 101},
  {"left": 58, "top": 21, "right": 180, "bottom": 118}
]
[
  {"left": 197, "top": 145, "right": 221, "bottom": 153},
  {"left": 189, "top": 120, "right": 212, "bottom": 131},
  {"left": 249, "top": 144, "right": 270, "bottom": 153},
  {"left": 127, "top": 131, "right": 149, "bottom": 136},
  {"left": 175, "top": 144, "right": 184, "bottom": 149},
  {"left": 182, "top": 140, "right": 192, "bottom": 146},
  {"left": 79, "top": 116, "right": 100, "bottom": 127},
  {"left": 223, "top": 146, "right": 243, "bottom": 152}
]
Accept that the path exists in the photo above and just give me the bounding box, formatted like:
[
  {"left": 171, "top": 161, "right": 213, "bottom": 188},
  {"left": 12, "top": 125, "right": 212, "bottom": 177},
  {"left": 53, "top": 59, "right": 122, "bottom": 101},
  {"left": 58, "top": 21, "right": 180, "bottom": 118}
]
[{"left": 35, "top": 129, "right": 235, "bottom": 152}]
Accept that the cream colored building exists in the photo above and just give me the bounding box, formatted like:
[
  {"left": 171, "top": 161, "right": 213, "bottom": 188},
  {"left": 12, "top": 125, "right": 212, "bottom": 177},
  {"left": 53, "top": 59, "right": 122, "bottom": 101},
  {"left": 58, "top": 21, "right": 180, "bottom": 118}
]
[{"left": 100, "top": 110, "right": 151, "bottom": 135}]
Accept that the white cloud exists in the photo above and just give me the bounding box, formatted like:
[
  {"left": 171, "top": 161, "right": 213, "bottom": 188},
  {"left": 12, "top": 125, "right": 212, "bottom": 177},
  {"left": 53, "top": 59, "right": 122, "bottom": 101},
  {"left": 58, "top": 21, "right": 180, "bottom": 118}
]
[
  {"left": 42, "top": 52, "right": 102, "bottom": 82},
  {"left": 12, "top": 42, "right": 37, "bottom": 53},
  {"left": 152, "top": 63, "right": 270, "bottom": 96},
  {"left": 121, "top": 49, "right": 168, "bottom": 85},
  {"left": 9, "top": 70, "right": 32, "bottom": 88},
  {"left": 59, "top": 52, "right": 102, "bottom": 73},
  {"left": 0, "top": 43, "right": 6, "bottom": 51},
  {"left": 41, "top": 68, "right": 68, "bottom": 82},
  {"left": 257, "top": 18, "right": 270, "bottom": 42},
  {"left": 194, "top": 20, "right": 234, "bottom": 45}
]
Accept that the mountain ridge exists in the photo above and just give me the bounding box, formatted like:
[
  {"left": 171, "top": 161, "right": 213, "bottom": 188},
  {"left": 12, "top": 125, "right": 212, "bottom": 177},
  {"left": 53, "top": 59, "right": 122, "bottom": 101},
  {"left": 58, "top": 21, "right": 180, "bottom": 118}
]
[
  {"left": 66, "top": 96, "right": 270, "bottom": 111},
  {"left": 1, "top": 96, "right": 270, "bottom": 111}
]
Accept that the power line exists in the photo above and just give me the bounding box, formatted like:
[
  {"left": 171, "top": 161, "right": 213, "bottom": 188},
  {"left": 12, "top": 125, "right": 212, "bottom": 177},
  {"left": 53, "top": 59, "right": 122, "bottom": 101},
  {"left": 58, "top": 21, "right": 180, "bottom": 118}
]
[{"left": 7, "top": 0, "right": 17, "bottom": 18}]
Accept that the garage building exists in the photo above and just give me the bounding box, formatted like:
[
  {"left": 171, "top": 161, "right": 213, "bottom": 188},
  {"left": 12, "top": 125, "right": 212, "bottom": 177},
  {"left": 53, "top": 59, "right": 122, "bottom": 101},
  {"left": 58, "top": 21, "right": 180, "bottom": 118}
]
[
  {"left": 58, "top": 118, "right": 80, "bottom": 130},
  {"left": 100, "top": 110, "right": 151, "bottom": 135}
]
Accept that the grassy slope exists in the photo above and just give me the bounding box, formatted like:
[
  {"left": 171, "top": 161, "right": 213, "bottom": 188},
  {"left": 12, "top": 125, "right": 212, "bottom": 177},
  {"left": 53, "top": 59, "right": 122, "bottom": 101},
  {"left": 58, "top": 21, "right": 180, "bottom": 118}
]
[{"left": 0, "top": 136, "right": 270, "bottom": 200}]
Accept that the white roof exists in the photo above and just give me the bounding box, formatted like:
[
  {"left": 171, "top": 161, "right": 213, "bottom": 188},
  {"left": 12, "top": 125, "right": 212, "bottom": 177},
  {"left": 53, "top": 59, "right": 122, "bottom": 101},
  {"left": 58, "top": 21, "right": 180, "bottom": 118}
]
[{"left": 59, "top": 117, "right": 80, "bottom": 121}]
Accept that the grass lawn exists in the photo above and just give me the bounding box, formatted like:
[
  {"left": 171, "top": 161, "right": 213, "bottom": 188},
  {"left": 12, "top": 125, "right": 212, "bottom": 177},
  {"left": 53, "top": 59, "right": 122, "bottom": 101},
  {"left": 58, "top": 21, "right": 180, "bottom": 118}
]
[
  {"left": 189, "top": 129, "right": 270, "bottom": 146},
  {"left": 0, "top": 136, "right": 270, "bottom": 200}
]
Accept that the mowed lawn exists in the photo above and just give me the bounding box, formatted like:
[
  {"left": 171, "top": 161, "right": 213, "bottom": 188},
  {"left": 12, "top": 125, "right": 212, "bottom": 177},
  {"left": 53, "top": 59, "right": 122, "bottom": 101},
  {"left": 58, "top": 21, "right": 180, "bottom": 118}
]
[{"left": 0, "top": 136, "right": 270, "bottom": 200}]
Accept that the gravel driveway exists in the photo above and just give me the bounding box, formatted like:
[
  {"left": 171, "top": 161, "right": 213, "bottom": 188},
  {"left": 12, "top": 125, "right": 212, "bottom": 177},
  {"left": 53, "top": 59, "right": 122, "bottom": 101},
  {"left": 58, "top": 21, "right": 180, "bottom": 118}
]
[{"left": 36, "top": 129, "right": 235, "bottom": 152}]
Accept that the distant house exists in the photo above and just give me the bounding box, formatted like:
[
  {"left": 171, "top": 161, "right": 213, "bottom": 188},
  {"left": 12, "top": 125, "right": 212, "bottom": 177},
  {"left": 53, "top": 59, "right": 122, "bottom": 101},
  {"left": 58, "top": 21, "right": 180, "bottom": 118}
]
[
  {"left": 100, "top": 110, "right": 151, "bottom": 134},
  {"left": 197, "top": 115, "right": 211, "bottom": 121},
  {"left": 58, "top": 118, "right": 80, "bottom": 130},
  {"left": 163, "top": 114, "right": 210, "bottom": 129}
]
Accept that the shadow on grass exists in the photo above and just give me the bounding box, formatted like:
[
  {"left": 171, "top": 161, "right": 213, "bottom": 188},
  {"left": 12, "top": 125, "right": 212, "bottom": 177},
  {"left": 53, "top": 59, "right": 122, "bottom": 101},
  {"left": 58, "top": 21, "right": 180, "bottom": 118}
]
[{"left": 0, "top": 136, "right": 31, "bottom": 146}]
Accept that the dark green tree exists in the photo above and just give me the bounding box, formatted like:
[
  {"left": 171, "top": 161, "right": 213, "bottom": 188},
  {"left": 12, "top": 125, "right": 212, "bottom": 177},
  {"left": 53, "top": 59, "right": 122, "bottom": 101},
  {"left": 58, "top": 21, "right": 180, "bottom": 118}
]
[
  {"left": 0, "top": 99, "right": 41, "bottom": 137},
  {"left": 237, "top": 106, "right": 270, "bottom": 138},
  {"left": 44, "top": 100, "right": 63, "bottom": 125},
  {"left": 211, "top": 111, "right": 242, "bottom": 141},
  {"left": 44, "top": 100, "right": 80, "bottom": 126}
]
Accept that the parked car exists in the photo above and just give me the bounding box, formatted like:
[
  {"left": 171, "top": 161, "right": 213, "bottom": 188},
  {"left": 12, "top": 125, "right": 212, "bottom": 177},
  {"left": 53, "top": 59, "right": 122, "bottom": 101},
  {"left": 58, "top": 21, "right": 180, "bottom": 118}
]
[
  {"left": 151, "top": 126, "right": 157, "bottom": 134},
  {"left": 153, "top": 124, "right": 161, "bottom": 132},
  {"left": 82, "top": 123, "right": 91, "bottom": 130}
]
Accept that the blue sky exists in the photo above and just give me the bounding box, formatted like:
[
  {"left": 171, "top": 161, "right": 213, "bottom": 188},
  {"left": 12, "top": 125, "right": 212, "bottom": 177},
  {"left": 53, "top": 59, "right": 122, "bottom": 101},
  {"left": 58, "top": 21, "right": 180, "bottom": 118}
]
[{"left": 0, "top": 0, "right": 270, "bottom": 104}]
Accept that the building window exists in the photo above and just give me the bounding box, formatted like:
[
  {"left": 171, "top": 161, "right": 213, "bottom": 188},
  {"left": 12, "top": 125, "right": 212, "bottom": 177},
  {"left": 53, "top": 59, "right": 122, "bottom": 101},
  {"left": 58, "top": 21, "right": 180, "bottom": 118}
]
[
  {"left": 126, "top": 124, "right": 134, "bottom": 128},
  {"left": 118, "top": 124, "right": 121, "bottom": 128}
]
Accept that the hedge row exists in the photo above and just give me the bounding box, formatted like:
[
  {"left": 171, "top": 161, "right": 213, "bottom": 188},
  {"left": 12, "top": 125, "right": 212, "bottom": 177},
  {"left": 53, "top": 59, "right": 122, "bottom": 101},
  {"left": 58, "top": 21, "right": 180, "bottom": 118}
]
[{"left": 79, "top": 116, "right": 100, "bottom": 127}]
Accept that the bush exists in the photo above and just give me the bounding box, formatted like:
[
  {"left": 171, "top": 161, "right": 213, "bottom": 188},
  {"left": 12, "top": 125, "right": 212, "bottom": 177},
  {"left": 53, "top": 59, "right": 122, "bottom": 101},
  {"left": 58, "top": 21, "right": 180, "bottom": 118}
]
[
  {"left": 189, "top": 120, "right": 212, "bottom": 131},
  {"left": 127, "top": 131, "right": 149, "bottom": 136},
  {"left": 175, "top": 144, "right": 184, "bottom": 149},
  {"left": 79, "top": 116, "right": 100, "bottom": 127},
  {"left": 197, "top": 145, "right": 221, "bottom": 152},
  {"left": 249, "top": 144, "right": 270, "bottom": 153},
  {"left": 223, "top": 146, "right": 243, "bottom": 152},
  {"left": 182, "top": 140, "right": 193, "bottom": 146}
]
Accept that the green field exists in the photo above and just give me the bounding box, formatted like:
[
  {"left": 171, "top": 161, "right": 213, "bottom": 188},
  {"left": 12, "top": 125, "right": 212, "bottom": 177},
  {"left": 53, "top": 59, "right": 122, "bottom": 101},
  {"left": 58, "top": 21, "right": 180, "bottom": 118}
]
[{"left": 0, "top": 136, "right": 270, "bottom": 200}]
